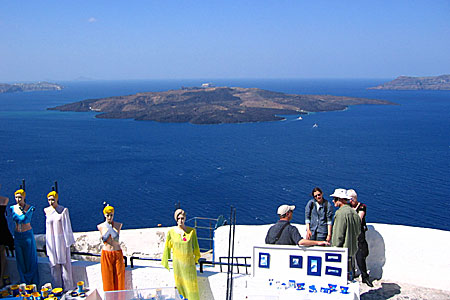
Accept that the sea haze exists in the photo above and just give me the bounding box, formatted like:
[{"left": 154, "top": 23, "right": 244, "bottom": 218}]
[{"left": 0, "top": 79, "right": 449, "bottom": 234}]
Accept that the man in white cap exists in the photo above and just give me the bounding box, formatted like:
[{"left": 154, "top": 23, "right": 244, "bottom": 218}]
[
  {"left": 348, "top": 189, "right": 373, "bottom": 287},
  {"left": 265, "top": 204, "right": 329, "bottom": 246},
  {"left": 330, "top": 188, "right": 361, "bottom": 280}
]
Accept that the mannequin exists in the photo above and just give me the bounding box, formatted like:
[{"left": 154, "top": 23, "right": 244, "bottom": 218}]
[
  {"left": 162, "top": 209, "right": 200, "bottom": 300},
  {"left": 97, "top": 206, "right": 125, "bottom": 291},
  {"left": 10, "top": 189, "right": 39, "bottom": 285},
  {"left": 44, "top": 191, "right": 75, "bottom": 290},
  {"left": 0, "top": 185, "right": 14, "bottom": 286}
]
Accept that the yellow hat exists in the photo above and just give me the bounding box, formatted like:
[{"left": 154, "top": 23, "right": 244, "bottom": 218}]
[
  {"left": 47, "top": 191, "right": 58, "bottom": 200},
  {"left": 15, "top": 189, "right": 26, "bottom": 198},
  {"left": 103, "top": 205, "right": 114, "bottom": 215}
]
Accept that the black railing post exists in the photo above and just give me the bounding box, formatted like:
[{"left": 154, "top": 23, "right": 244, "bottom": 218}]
[
  {"left": 229, "top": 207, "right": 236, "bottom": 299},
  {"left": 226, "top": 206, "right": 236, "bottom": 300},
  {"left": 226, "top": 207, "right": 233, "bottom": 300},
  {"left": 209, "top": 220, "right": 212, "bottom": 250}
]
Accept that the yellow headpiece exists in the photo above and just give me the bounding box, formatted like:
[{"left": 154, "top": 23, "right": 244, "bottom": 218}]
[
  {"left": 103, "top": 205, "right": 114, "bottom": 215},
  {"left": 47, "top": 191, "right": 58, "bottom": 200},
  {"left": 15, "top": 189, "right": 26, "bottom": 198}
]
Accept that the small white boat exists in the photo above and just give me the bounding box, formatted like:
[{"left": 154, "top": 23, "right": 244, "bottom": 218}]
[{"left": 313, "top": 123, "right": 318, "bottom": 128}]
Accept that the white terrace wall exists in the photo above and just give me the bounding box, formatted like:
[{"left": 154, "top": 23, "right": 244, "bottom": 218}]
[{"left": 214, "top": 223, "right": 450, "bottom": 291}]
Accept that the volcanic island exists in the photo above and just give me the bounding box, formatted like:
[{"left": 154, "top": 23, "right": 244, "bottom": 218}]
[
  {"left": 369, "top": 74, "right": 450, "bottom": 90},
  {"left": 0, "top": 82, "right": 63, "bottom": 93},
  {"left": 49, "top": 86, "right": 395, "bottom": 124}
]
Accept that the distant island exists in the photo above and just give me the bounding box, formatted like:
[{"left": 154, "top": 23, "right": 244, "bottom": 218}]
[
  {"left": 49, "top": 86, "right": 394, "bottom": 124},
  {"left": 369, "top": 75, "right": 450, "bottom": 90},
  {"left": 0, "top": 82, "right": 63, "bottom": 93}
]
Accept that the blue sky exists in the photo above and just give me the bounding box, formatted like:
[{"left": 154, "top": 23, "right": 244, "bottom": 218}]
[{"left": 1, "top": 1, "right": 449, "bottom": 81}]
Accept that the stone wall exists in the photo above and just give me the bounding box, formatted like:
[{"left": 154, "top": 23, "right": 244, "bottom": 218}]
[{"left": 35, "top": 227, "right": 170, "bottom": 260}]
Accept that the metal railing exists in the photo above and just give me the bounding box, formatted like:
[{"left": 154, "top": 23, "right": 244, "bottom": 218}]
[
  {"left": 129, "top": 255, "right": 251, "bottom": 275},
  {"left": 199, "top": 257, "right": 251, "bottom": 274},
  {"left": 186, "top": 216, "right": 222, "bottom": 252},
  {"left": 33, "top": 248, "right": 128, "bottom": 267},
  {"left": 129, "top": 256, "right": 170, "bottom": 268},
  {"left": 4, "top": 214, "right": 226, "bottom": 270},
  {"left": 186, "top": 216, "right": 224, "bottom": 252}
]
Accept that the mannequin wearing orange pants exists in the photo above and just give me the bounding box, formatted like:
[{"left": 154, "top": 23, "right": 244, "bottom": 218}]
[{"left": 97, "top": 206, "right": 125, "bottom": 291}]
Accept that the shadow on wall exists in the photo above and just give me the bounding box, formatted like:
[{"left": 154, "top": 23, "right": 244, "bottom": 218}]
[
  {"left": 366, "top": 225, "right": 386, "bottom": 280},
  {"left": 361, "top": 283, "right": 401, "bottom": 300}
]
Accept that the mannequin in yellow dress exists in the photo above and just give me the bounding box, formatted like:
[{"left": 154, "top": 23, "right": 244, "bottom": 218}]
[{"left": 162, "top": 209, "right": 200, "bottom": 300}]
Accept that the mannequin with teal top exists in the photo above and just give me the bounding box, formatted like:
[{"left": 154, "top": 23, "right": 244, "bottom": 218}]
[{"left": 10, "top": 189, "right": 39, "bottom": 285}]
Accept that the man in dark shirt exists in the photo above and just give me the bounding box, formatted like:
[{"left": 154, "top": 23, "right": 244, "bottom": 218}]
[
  {"left": 348, "top": 189, "right": 373, "bottom": 287},
  {"left": 265, "top": 204, "right": 329, "bottom": 246}
]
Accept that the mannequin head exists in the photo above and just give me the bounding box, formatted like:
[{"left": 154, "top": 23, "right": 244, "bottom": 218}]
[
  {"left": 174, "top": 208, "right": 186, "bottom": 227},
  {"left": 47, "top": 191, "right": 58, "bottom": 208},
  {"left": 103, "top": 205, "right": 115, "bottom": 224},
  {"left": 15, "top": 189, "right": 26, "bottom": 206}
]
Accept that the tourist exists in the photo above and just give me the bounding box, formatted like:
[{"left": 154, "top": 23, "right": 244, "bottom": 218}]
[
  {"left": 266, "top": 204, "right": 330, "bottom": 246},
  {"left": 305, "top": 187, "right": 333, "bottom": 242},
  {"left": 97, "top": 205, "right": 125, "bottom": 291},
  {"left": 0, "top": 185, "right": 14, "bottom": 286},
  {"left": 162, "top": 209, "right": 201, "bottom": 300},
  {"left": 10, "top": 189, "right": 40, "bottom": 285},
  {"left": 44, "top": 191, "right": 75, "bottom": 290},
  {"left": 330, "top": 188, "right": 361, "bottom": 280},
  {"left": 348, "top": 189, "right": 373, "bottom": 287}
]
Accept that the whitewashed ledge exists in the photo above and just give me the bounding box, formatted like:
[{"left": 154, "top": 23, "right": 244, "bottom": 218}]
[{"left": 4, "top": 223, "right": 450, "bottom": 300}]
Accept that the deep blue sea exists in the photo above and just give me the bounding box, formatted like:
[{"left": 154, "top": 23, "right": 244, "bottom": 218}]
[{"left": 1, "top": 79, "right": 449, "bottom": 234}]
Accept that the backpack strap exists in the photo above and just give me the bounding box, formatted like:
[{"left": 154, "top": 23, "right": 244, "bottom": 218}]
[
  {"left": 274, "top": 222, "right": 290, "bottom": 243},
  {"left": 309, "top": 200, "right": 315, "bottom": 212}
]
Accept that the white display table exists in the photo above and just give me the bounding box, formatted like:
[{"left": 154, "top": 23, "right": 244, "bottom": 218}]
[
  {"left": 245, "top": 278, "right": 359, "bottom": 300},
  {"left": 248, "top": 245, "right": 360, "bottom": 300}
]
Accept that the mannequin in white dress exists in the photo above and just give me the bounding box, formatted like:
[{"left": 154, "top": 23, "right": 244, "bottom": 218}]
[{"left": 44, "top": 191, "right": 75, "bottom": 290}]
